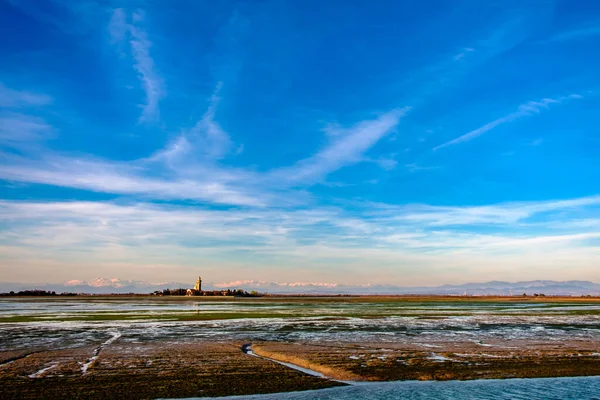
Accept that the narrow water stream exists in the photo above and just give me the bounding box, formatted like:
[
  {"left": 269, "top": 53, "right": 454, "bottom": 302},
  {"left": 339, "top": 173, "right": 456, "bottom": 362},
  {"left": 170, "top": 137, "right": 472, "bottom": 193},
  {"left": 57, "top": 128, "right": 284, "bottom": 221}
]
[{"left": 241, "top": 343, "right": 332, "bottom": 380}]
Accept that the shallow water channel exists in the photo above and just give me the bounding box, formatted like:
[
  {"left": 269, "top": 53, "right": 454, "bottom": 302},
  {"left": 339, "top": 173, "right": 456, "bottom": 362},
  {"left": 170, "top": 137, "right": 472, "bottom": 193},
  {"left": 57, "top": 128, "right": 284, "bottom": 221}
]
[{"left": 194, "top": 376, "right": 600, "bottom": 400}]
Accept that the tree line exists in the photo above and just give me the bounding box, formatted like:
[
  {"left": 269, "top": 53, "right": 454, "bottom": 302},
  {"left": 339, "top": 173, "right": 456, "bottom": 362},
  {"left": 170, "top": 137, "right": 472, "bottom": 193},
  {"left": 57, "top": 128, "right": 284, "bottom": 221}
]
[
  {"left": 151, "top": 288, "right": 262, "bottom": 297},
  {"left": 0, "top": 290, "right": 78, "bottom": 296}
]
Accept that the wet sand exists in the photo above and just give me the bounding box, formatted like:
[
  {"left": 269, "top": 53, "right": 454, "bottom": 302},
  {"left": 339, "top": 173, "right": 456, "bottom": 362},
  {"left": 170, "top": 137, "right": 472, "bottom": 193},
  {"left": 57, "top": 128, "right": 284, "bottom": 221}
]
[
  {"left": 0, "top": 342, "right": 343, "bottom": 399},
  {"left": 2, "top": 296, "right": 600, "bottom": 398},
  {"left": 252, "top": 339, "right": 600, "bottom": 382},
  {"left": 2, "top": 339, "right": 600, "bottom": 399}
]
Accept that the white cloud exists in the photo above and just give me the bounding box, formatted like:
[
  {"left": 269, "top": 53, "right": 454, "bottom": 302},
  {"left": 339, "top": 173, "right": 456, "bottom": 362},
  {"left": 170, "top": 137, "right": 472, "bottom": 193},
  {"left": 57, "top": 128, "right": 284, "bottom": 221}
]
[
  {"left": 543, "top": 25, "right": 600, "bottom": 43},
  {"left": 370, "top": 194, "right": 600, "bottom": 227},
  {"left": 129, "top": 26, "right": 164, "bottom": 122},
  {"left": 188, "top": 82, "right": 233, "bottom": 159},
  {"left": 0, "top": 85, "right": 54, "bottom": 151},
  {"left": 434, "top": 94, "right": 583, "bottom": 150},
  {"left": 109, "top": 8, "right": 165, "bottom": 123},
  {"left": 375, "top": 158, "right": 398, "bottom": 170},
  {"left": 0, "top": 82, "right": 52, "bottom": 107},
  {"left": 529, "top": 138, "right": 543, "bottom": 146},
  {"left": 149, "top": 82, "right": 233, "bottom": 166},
  {"left": 272, "top": 108, "right": 410, "bottom": 184},
  {"left": 108, "top": 8, "right": 127, "bottom": 43},
  {"left": 2, "top": 194, "right": 600, "bottom": 284},
  {"left": 0, "top": 106, "right": 410, "bottom": 207},
  {"left": 149, "top": 135, "right": 192, "bottom": 167},
  {"left": 1, "top": 194, "right": 599, "bottom": 251},
  {"left": 0, "top": 154, "right": 266, "bottom": 207},
  {"left": 0, "top": 113, "right": 53, "bottom": 148},
  {"left": 454, "top": 47, "right": 475, "bottom": 60},
  {"left": 405, "top": 163, "right": 438, "bottom": 173}
]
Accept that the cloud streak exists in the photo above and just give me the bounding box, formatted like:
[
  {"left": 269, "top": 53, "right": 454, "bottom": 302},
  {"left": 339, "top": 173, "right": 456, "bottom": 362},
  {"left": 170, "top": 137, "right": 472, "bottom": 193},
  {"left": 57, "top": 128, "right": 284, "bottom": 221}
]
[
  {"left": 0, "top": 82, "right": 52, "bottom": 108},
  {"left": 0, "top": 83, "right": 53, "bottom": 149},
  {"left": 187, "top": 82, "right": 233, "bottom": 159},
  {"left": 0, "top": 102, "right": 407, "bottom": 207},
  {"left": 543, "top": 25, "right": 600, "bottom": 43},
  {"left": 109, "top": 8, "right": 164, "bottom": 123},
  {"left": 149, "top": 82, "right": 232, "bottom": 166},
  {"left": 0, "top": 153, "right": 266, "bottom": 207},
  {"left": 272, "top": 108, "right": 410, "bottom": 184},
  {"left": 2, "top": 194, "right": 600, "bottom": 284},
  {"left": 453, "top": 47, "right": 474, "bottom": 60},
  {"left": 433, "top": 94, "right": 583, "bottom": 150},
  {"left": 0, "top": 113, "right": 53, "bottom": 148},
  {"left": 371, "top": 194, "right": 600, "bottom": 227}
]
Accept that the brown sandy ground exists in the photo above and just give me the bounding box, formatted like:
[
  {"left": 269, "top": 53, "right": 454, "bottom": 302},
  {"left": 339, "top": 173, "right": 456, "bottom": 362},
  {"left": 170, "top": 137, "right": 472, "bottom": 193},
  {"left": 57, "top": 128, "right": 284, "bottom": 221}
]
[
  {"left": 0, "top": 342, "right": 343, "bottom": 400},
  {"left": 252, "top": 339, "right": 600, "bottom": 381},
  {"left": 2, "top": 338, "right": 600, "bottom": 399}
]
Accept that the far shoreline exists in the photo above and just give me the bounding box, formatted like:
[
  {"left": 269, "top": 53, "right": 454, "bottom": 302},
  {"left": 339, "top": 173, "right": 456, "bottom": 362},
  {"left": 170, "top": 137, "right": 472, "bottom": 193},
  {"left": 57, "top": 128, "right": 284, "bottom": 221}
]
[{"left": 2, "top": 294, "right": 600, "bottom": 302}]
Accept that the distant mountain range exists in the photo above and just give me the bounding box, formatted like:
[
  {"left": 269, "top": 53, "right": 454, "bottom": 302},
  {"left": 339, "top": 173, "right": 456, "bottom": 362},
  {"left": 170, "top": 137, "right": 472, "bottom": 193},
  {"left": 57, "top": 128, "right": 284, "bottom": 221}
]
[
  {"left": 212, "top": 279, "right": 600, "bottom": 296},
  {"left": 0, "top": 278, "right": 190, "bottom": 294},
  {"left": 1, "top": 278, "right": 599, "bottom": 296}
]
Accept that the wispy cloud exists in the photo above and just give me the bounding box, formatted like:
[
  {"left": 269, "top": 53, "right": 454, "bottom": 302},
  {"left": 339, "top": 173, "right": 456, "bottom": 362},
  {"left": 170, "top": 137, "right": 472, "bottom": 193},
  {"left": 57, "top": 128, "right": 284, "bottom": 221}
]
[
  {"left": 453, "top": 47, "right": 474, "bottom": 60},
  {"left": 149, "top": 135, "right": 192, "bottom": 168},
  {"left": 0, "top": 113, "right": 53, "bottom": 148},
  {"left": 2, "top": 194, "right": 600, "bottom": 284},
  {"left": 0, "top": 83, "right": 53, "bottom": 150},
  {"left": 5, "top": 2, "right": 600, "bottom": 285},
  {"left": 188, "top": 82, "right": 233, "bottom": 159},
  {"left": 0, "top": 197, "right": 592, "bottom": 248},
  {"left": 433, "top": 94, "right": 583, "bottom": 150},
  {"left": 273, "top": 108, "right": 410, "bottom": 184},
  {"left": 0, "top": 105, "right": 407, "bottom": 207},
  {"left": 543, "top": 25, "right": 600, "bottom": 43},
  {"left": 149, "top": 82, "right": 234, "bottom": 168},
  {"left": 0, "top": 82, "right": 52, "bottom": 108},
  {"left": 362, "top": 156, "right": 398, "bottom": 171},
  {"left": 371, "top": 194, "right": 600, "bottom": 227},
  {"left": 529, "top": 138, "right": 543, "bottom": 146},
  {"left": 0, "top": 153, "right": 266, "bottom": 207},
  {"left": 373, "top": 158, "right": 398, "bottom": 171},
  {"left": 108, "top": 7, "right": 127, "bottom": 43},
  {"left": 405, "top": 163, "right": 438, "bottom": 173},
  {"left": 109, "top": 8, "right": 165, "bottom": 123}
]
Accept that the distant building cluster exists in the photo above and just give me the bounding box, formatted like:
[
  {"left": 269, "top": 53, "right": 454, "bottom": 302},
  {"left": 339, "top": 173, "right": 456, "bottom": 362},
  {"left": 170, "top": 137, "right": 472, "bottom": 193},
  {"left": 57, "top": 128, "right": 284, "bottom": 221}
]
[
  {"left": 185, "top": 276, "right": 204, "bottom": 296},
  {"left": 0, "top": 290, "right": 78, "bottom": 297},
  {"left": 151, "top": 276, "right": 262, "bottom": 297}
]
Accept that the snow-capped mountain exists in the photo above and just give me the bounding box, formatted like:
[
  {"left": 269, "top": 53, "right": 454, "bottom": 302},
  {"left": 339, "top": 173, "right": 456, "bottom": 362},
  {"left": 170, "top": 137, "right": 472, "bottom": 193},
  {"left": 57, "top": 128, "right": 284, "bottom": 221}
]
[
  {"left": 64, "top": 280, "right": 85, "bottom": 286},
  {"left": 64, "top": 278, "right": 158, "bottom": 289},
  {"left": 65, "top": 278, "right": 134, "bottom": 288},
  {"left": 1, "top": 278, "right": 599, "bottom": 295},
  {"left": 213, "top": 280, "right": 341, "bottom": 289},
  {"left": 0, "top": 277, "right": 190, "bottom": 294},
  {"left": 211, "top": 279, "right": 600, "bottom": 295},
  {"left": 87, "top": 278, "right": 126, "bottom": 288}
]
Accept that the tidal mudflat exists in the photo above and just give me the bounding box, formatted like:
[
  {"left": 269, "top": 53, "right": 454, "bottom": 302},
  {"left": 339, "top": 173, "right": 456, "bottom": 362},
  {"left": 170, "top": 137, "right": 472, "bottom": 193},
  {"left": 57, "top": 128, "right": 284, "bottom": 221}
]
[{"left": 1, "top": 296, "right": 600, "bottom": 399}]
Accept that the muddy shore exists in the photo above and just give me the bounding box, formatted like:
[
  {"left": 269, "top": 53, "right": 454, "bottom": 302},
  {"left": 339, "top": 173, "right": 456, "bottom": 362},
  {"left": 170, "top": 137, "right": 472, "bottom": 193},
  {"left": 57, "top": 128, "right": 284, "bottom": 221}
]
[
  {"left": 2, "top": 296, "right": 600, "bottom": 398},
  {"left": 0, "top": 342, "right": 343, "bottom": 399},
  {"left": 252, "top": 339, "right": 600, "bottom": 382},
  {"left": 2, "top": 339, "right": 600, "bottom": 399}
]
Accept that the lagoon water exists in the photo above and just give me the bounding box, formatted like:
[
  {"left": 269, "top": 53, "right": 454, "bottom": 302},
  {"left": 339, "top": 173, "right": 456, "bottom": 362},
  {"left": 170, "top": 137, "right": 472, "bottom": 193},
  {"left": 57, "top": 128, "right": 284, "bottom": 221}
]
[
  {"left": 2, "top": 298, "right": 600, "bottom": 350},
  {"left": 3, "top": 299, "right": 600, "bottom": 399},
  {"left": 198, "top": 376, "right": 600, "bottom": 400}
]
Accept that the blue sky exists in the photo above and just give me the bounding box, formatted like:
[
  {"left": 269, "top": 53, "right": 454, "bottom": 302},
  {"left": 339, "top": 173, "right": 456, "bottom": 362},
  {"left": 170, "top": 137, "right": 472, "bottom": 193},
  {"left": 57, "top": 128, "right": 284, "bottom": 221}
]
[{"left": 1, "top": 0, "right": 600, "bottom": 285}]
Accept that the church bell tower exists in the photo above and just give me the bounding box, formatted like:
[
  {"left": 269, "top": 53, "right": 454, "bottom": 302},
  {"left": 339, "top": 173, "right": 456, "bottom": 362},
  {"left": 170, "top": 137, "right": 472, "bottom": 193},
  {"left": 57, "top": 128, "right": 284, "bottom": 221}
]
[{"left": 194, "top": 276, "right": 202, "bottom": 291}]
